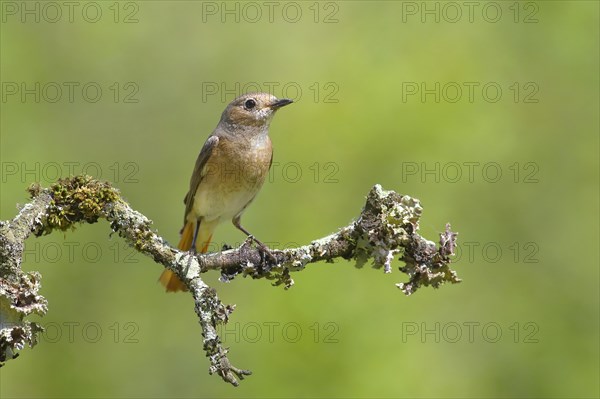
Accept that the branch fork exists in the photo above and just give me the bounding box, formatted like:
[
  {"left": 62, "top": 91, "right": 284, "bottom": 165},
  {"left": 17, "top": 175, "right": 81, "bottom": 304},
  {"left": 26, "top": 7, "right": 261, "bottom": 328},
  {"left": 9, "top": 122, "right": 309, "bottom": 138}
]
[{"left": 0, "top": 176, "right": 460, "bottom": 386}]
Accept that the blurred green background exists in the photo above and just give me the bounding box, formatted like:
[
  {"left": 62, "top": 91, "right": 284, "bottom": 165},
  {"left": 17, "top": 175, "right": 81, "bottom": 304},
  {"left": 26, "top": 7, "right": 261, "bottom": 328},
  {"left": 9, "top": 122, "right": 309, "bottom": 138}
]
[{"left": 1, "top": 1, "right": 598, "bottom": 398}]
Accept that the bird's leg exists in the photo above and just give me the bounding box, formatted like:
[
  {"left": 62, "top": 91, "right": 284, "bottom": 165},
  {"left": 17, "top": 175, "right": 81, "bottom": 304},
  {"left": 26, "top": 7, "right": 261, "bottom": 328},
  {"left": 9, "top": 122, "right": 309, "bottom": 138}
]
[
  {"left": 185, "top": 220, "right": 201, "bottom": 271},
  {"left": 232, "top": 216, "right": 276, "bottom": 264},
  {"left": 190, "top": 220, "right": 201, "bottom": 254}
]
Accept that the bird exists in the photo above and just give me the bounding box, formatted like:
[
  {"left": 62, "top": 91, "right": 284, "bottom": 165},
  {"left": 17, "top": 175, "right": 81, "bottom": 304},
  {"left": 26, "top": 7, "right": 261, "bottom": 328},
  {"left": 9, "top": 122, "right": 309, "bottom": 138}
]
[{"left": 159, "top": 92, "right": 293, "bottom": 291}]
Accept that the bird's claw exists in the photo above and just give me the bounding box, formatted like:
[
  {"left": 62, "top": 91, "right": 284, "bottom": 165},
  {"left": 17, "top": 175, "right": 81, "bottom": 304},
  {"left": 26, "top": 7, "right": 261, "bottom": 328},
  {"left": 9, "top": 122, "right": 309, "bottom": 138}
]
[{"left": 240, "top": 235, "right": 277, "bottom": 270}]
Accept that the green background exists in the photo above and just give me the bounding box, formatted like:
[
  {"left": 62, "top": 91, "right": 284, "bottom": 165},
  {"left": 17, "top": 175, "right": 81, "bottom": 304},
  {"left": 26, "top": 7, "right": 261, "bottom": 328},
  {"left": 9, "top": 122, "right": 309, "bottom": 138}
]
[{"left": 1, "top": 1, "right": 598, "bottom": 398}]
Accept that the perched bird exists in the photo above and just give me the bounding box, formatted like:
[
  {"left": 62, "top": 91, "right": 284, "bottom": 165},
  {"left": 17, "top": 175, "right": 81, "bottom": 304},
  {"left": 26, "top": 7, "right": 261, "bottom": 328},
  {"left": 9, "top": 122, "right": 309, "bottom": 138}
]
[{"left": 159, "top": 92, "right": 293, "bottom": 291}]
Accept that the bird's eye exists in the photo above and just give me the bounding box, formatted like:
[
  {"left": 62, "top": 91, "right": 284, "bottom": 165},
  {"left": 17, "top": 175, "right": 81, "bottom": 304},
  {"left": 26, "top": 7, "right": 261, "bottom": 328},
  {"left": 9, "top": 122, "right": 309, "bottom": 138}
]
[{"left": 244, "top": 99, "right": 257, "bottom": 110}]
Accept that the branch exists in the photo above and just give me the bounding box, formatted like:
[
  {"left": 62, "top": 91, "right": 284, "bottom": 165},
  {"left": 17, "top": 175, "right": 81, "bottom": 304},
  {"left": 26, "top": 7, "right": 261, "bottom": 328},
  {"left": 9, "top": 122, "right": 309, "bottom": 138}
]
[{"left": 0, "top": 176, "right": 460, "bottom": 386}]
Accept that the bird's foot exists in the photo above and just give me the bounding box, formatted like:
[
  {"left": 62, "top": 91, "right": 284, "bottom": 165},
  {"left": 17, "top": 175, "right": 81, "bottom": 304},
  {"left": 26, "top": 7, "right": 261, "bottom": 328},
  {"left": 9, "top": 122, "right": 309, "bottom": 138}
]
[{"left": 241, "top": 235, "right": 277, "bottom": 271}]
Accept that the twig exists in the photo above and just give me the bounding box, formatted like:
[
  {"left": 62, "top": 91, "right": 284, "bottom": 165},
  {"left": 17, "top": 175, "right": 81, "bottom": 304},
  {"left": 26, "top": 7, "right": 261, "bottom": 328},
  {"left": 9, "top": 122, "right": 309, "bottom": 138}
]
[{"left": 0, "top": 176, "right": 460, "bottom": 386}]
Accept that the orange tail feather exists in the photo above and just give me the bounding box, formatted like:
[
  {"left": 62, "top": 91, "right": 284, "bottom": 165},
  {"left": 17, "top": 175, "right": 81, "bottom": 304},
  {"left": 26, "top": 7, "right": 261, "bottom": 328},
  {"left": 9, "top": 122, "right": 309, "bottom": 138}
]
[{"left": 159, "top": 221, "right": 213, "bottom": 292}]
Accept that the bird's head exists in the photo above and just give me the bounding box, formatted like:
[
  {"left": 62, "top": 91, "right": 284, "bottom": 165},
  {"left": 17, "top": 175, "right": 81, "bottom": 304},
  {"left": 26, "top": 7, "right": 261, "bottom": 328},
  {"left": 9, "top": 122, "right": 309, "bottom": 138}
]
[{"left": 220, "top": 92, "right": 293, "bottom": 129}]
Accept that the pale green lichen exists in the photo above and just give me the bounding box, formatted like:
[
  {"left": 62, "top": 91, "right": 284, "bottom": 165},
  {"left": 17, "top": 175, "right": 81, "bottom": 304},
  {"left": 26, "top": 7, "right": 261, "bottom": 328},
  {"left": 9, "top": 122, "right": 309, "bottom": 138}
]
[
  {"left": 354, "top": 185, "right": 421, "bottom": 272},
  {"left": 0, "top": 272, "right": 47, "bottom": 365}
]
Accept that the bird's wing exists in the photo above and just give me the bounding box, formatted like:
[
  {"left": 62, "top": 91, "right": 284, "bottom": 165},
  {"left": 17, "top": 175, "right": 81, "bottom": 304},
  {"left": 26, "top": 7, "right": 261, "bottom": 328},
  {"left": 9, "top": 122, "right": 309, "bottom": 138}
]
[{"left": 182, "top": 135, "right": 219, "bottom": 224}]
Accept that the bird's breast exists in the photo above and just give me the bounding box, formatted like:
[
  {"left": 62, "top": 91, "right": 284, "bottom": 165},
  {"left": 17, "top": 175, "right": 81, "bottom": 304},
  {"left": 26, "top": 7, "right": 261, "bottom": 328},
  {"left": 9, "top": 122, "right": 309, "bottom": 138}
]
[{"left": 192, "top": 133, "right": 272, "bottom": 222}]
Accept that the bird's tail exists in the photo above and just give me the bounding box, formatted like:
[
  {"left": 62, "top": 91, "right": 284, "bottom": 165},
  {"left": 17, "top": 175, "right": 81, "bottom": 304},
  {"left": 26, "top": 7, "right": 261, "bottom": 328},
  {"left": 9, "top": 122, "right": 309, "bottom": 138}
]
[{"left": 159, "top": 220, "right": 213, "bottom": 292}]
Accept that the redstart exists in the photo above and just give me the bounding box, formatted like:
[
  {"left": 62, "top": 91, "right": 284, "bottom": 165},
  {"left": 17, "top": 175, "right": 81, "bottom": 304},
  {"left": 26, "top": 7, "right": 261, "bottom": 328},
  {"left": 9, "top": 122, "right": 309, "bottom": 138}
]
[{"left": 159, "top": 92, "right": 293, "bottom": 292}]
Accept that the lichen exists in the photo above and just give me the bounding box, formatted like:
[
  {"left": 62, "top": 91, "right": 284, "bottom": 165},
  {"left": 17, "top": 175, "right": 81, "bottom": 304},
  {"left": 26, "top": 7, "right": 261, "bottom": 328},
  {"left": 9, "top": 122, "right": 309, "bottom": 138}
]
[
  {"left": 0, "top": 272, "right": 47, "bottom": 366},
  {"left": 0, "top": 321, "right": 44, "bottom": 365},
  {"left": 107, "top": 205, "right": 155, "bottom": 252},
  {"left": 354, "top": 185, "right": 419, "bottom": 271},
  {"left": 398, "top": 224, "right": 461, "bottom": 295},
  {"left": 28, "top": 176, "right": 121, "bottom": 236}
]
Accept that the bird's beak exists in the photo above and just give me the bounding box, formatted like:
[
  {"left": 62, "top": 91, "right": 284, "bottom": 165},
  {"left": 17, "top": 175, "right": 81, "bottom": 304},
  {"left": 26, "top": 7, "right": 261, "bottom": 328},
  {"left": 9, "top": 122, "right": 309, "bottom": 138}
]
[{"left": 269, "top": 98, "right": 294, "bottom": 109}]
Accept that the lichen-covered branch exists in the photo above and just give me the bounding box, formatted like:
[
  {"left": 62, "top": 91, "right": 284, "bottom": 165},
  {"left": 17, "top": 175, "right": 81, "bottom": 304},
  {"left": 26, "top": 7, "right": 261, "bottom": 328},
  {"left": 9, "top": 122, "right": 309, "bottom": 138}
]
[{"left": 0, "top": 176, "right": 460, "bottom": 386}]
